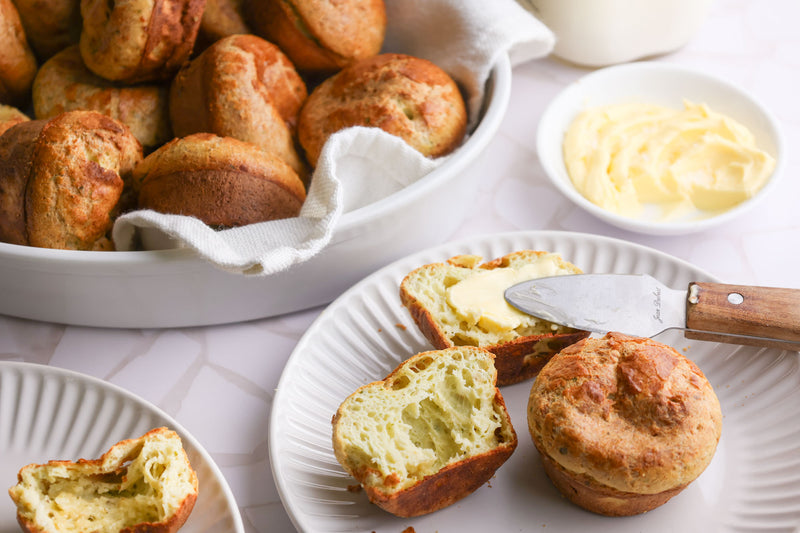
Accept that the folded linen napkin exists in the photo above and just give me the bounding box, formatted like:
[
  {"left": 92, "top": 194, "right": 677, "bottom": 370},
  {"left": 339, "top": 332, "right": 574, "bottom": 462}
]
[{"left": 112, "top": 0, "right": 555, "bottom": 275}]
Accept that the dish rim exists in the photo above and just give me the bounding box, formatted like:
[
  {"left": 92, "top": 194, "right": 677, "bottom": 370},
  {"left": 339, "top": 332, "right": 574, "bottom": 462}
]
[{"left": 536, "top": 61, "right": 786, "bottom": 235}]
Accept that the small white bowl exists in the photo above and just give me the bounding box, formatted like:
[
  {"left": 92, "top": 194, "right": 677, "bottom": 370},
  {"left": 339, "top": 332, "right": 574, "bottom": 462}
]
[{"left": 537, "top": 61, "right": 785, "bottom": 235}]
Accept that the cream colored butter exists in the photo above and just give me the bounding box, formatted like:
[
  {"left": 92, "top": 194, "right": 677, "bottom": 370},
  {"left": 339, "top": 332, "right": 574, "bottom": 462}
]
[
  {"left": 563, "top": 101, "right": 776, "bottom": 219},
  {"left": 447, "top": 254, "right": 565, "bottom": 333}
]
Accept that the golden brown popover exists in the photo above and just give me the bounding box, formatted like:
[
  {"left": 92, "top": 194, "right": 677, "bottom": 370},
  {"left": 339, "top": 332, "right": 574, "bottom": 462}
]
[
  {"left": 9, "top": 427, "right": 198, "bottom": 533},
  {"left": 298, "top": 53, "right": 467, "bottom": 168},
  {"left": 0, "top": 0, "right": 38, "bottom": 107},
  {"left": 245, "top": 0, "right": 386, "bottom": 75},
  {"left": 527, "top": 332, "right": 723, "bottom": 516},
  {"left": 79, "top": 0, "right": 206, "bottom": 83},
  {"left": 199, "top": 0, "right": 251, "bottom": 44},
  {"left": 24, "top": 111, "right": 142, "bottom": 250},
  {"left": 33, "top": 46, "right": 171, "bottom": 149},
  {"left": 135, "top": 133, "right": 307, "bottom": 227},
  {"left": 12, "top": 0, "right": 80, "bottom": 60},
  {"left": 169, "top": 34, "right": 307, "bottom": 176}
]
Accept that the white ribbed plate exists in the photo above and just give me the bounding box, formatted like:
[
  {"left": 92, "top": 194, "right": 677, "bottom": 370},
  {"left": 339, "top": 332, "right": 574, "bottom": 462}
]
[
  {"left": 270, "top": 230, "right": 800, "bottom": 533},
  {"left": 0, "top": 362, "right": 244, "bottom": 532}
]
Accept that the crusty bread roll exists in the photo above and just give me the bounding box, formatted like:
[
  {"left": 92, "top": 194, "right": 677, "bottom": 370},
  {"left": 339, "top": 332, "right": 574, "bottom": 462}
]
[
  {"left": 246, "top": 0, "right": 386, "bottom": 74},
  {"left": 169, "top": 34, "right": 307, "bottom": 177},
  {"left": 332, "top": 346, "right": 517, "bottom": 517},
  {"left": 199, "top": 0, "right": 251, "bottom": 43},
  {"left": 135, "top": 133, "right": 307, "bottom": 227},
  {"left": 9, "top": 427, "right": 198, "bottom": 533},
  {"left": 400, "top": 251, "right": 590, "bottom": 386},
  {"left": 0, "top": 120, "right": 45, "bottom": 245},
  {"left": 25, "top": 110, "right": 142, "bottom": 250},
  {"left": 79, "top": 0, "right": 205, "bottom": 83},
  {"left": 298, "top": 53, "right": 468, "bottom": 168},
  {"left": 527, "top": 332, "right": 723, "bottom": 516},
  {"left": 33, "top": 46, "right": 172, "bottom": 149},
  {"left": 0, "top": 112, "right": 141, "bottom": 249},
  {"left": 12, "top": 0, "right": 80, "bottom": 60},
  {"left": 0, "top": 103, "right": 29, "bottom": 136},
  {"left": 0, "top": 0, "right": 38, "bottom": 107}
]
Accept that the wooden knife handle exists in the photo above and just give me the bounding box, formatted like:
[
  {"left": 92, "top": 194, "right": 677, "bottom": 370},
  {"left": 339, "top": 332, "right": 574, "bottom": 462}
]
[{"left": 685, "top": 282, "right": 800, "bottom": 351}]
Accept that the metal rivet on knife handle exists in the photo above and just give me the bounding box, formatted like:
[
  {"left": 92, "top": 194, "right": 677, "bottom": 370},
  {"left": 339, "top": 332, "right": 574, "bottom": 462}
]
[{"left": 685, "top": 282, "right": 800, "bottom": 351}]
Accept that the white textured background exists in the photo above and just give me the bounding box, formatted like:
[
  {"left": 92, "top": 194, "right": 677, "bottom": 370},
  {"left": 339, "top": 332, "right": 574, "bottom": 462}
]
[{"left": 1, "top": 0, "right": 798, "bottom": 531}]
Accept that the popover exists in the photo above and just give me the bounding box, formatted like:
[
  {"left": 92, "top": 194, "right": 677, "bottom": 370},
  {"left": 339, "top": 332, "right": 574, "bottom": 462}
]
[
  {"left": 135, "top": 133, "right": 307, "bottom": 227},
  {"left": 33, "top": 46, "right": 171, "bottom": 149},
  {"left": 169, "top": 34, "right": 307, "bottom": 176},
  {"left": 245, "top": 0, "right": 386, "bottom": 75},
  {"left": 298, "top": 53, "right": 467, "bottom": 168},
  {"left": 0, "top": 0, "right": 38, "bottom": 107},
  {"left": 79, "top": 0, "right": 205, "bottom": 83},
  {"left": 527, "top": 332, "right": 723, "bottom": 516}
]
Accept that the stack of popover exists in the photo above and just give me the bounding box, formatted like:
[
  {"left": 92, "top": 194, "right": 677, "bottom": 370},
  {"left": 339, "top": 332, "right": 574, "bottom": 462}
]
[{"left": 0, "top": 0, "right": 468, "bottom": 250}]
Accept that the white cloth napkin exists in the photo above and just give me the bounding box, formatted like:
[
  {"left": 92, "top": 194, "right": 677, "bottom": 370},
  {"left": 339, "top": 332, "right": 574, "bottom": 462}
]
[{"left": 112, "top": 0, "right": 555, "bottom": 275}]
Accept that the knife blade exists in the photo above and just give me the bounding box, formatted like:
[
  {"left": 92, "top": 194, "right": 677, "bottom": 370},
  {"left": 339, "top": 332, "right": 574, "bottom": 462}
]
[{"left": 504, "top": 274, "right": 800, "bottom": 351}]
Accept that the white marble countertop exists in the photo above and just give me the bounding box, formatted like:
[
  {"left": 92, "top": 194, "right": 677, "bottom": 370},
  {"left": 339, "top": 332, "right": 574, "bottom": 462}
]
[{"left": 2, "top": 0, "right": 799, "bottom": 531}]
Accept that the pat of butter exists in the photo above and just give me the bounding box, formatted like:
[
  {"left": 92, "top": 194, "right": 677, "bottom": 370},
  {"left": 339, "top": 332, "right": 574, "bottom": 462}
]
[
  {"left": 447, "top": 255, "right": 564, "bottom": 333},
  {"left": 563, "top": 101, "right": 776, "bottom": 219}
]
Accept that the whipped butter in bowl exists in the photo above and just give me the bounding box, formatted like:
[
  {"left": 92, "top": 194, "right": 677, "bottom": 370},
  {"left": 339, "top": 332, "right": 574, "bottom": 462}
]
[
  {"left": 563, "top": 101, "right": 776, "bottom": 220},
  {"left": 537, "top": 62, "right": 784, "bottom": 235}
]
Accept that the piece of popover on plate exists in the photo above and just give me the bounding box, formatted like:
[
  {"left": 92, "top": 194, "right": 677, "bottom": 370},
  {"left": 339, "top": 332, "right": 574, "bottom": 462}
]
[
  {"left": 332, "top": 345, "right": 517, "bottom": 517},
  {"left": 0, "top": 119, "right": 45, "bottom": 245},
  {"left": 400, "top": 250, "right": 591, "bottom": 386},
  {"left": 9, "top": 427, "right": 199, "bottom": 533}
]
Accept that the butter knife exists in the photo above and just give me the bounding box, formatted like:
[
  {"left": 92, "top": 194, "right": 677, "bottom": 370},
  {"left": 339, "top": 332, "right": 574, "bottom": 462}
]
[{"left": 504, "top": 274, "right": 800, "bottom": 351}]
